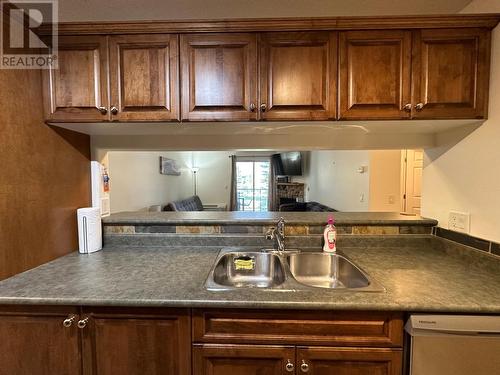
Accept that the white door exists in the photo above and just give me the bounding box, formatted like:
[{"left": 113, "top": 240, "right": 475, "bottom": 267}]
[{"left": 402, "top": 150, "right": 423, "bottom": 215}]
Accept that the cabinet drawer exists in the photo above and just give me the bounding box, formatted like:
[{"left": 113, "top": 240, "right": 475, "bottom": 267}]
[{"left": 193, "top": 309, "right": 403, "bottom": 347}]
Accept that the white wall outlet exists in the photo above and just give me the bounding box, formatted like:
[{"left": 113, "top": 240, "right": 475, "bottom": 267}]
[
  {"left": 448, "top": 211, "right": 470, "bottom": 234},
  {"left": 388, "top": 195, "right": 395, "bottom": 204}
]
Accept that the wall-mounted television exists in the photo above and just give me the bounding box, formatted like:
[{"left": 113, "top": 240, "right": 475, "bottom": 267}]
[{"left": 274, "top": 152, "right": 302, "bottom": 176}]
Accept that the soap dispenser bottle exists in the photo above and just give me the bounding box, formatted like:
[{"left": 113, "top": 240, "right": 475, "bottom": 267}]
[{"left": 323, "top": 215, "right": 337, "bottom": 253}]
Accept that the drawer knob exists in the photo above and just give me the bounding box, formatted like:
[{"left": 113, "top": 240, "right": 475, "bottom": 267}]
[
  {"left": 285, "top": 359, "right": 294, "bottom": 372},
  {"left": 110, "top": 106, "right": 119, "bottom": 115},
  {"left": 260, "top": 103, "right": 267, "bottom": 112},
  {"left": 97, "top": 106, "right": 107, "bottom": 115},
  {"left": 62, "top": 314, "right": 76, "bottom": 328},
  {"left": 403, "top": 103, "right": 412, "bottom": 112},
  {"left": 249, "top": 103, "right": 256, "bottom": 112},
  {"left": 300, "top": 360, "right": 310, "bottom": 373},
  {"left": 415, "top": 103, "right": 424, "bottom": 111},
  {"left": 77, "top": 317, "right": 89, "bottom": 329}
]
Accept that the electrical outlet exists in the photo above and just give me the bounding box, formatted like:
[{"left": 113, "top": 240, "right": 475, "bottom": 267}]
[
  {"left": 388, "top": 195, "right": 395, "bottom": 204},
  {"left": 448, "top": 211, "right": 470, "bottom": 234}
]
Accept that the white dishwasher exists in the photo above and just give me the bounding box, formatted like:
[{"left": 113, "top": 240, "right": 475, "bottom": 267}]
[{"left": 405, "top": 315, "right": 500, "bottom": 375}]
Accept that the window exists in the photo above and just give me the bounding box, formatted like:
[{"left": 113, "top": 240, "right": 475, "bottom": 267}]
[{"left": 236, "top": 158, "right": 270, "bottom": 211}]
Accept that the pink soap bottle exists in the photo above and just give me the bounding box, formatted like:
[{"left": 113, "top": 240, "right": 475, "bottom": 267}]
[{"left": 323, "top": 215, "right": 337, "bottom": 253}]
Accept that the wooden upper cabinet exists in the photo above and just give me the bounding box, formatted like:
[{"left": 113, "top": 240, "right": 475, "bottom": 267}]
[
  {"left": 339, "top": 30, "right": 412, "bottom": 120},
  {"left": 82, "top": 308, "right": 191, "bottom": 375},
  {"left": 193, "top": 344, "right": 295, "bottom": 375},
  {"left": 180, "top": 33, "right": 258, "bottom": 121},
  {"left": 411, "top": 28, "right": 490, "bottom": 119},
  {"left": 43, "top": 35, "right": 109, "bottom": 122},
  {"left": 109, "top": 34, "right": 180, "bottom": 121},
  {"left": 297, "top": 347, "right": 403, "bottom": 375},
  {"left": 259, "top": 32, "right": 337, "bottom": 120},
  {"left": 0, "top": 307, "right": 81, "bottom": 375}
]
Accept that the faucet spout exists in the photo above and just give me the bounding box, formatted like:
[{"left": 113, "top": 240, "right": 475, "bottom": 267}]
[{"left": 265, "top": 217, "right": 286, "bottom": 254}]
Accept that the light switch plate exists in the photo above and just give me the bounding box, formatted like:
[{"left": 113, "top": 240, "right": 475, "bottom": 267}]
[{"left": 448, "top": 211, "right": 470, "bottom": 234}]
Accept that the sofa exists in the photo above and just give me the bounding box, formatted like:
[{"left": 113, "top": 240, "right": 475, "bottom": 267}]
[
  {"left": 164, "top": 195, "right": 204, "bottom": 211},
  {"left": 278, "top": 201, "right": 337, "bottom": 212}
]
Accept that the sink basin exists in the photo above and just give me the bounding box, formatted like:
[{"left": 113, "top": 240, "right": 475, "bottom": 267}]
[
  {"left": 207, "top": 251, "right": 286, "bottom": 289},
  {"left": 287, "top": 252, "right": 374, "bottom": 289}
]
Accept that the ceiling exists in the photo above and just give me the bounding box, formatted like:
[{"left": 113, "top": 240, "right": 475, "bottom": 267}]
[{"left": 58, "top": 0, "right": 473, "bottom": 22}]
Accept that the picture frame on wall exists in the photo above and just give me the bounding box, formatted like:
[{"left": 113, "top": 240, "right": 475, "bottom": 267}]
[{"left": 159, "top": 157, "right": 181, "bottom": 176}]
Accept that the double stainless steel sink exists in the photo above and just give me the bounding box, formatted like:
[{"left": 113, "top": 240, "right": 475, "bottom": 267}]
[{"left": 205, "top": 249, "right": 384, "bottom": 292}]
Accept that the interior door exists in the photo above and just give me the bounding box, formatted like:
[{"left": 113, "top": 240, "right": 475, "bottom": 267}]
[
  {"left": 411, "top": 28, "right": 490, "bottom": 119},
  {"left": 259, "top": 32, "right": 337, "bottom": 120},
  {"left": 0, "top": 307, "right": 81, "bottom": 375},
  {"left": 180, "top": 33, "right": 258, "bottom": 121},
  {"left": 193, "top": 344, "right": 295, "bottom": 375},
  {"left": 297, "top": 346, "right": 403, "bottom": 375},
  {"left": 42, "top": 35, "right": 109, "bottom": 122},
  {"left": 402, "top": 149, "right": 423, "bottom": 215},
  {"left": 109, "top": 34, "right": 180, "bottom": 121},
  {"left": 339, "top": 30, "right": 412, "bottom": 119},
  {"left": 83, "top": 308, "right": 191, "bottom": 375}
]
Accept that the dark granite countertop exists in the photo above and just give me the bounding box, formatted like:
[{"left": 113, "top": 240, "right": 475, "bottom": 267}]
[
  {"left": 0, "top": 241, "right": 498, "bottom": 312},
  {"left": 103, "top": 211, "right": 438, "bottom": 226}
]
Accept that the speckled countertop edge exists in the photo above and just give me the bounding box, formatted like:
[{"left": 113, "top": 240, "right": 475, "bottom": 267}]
[{"left": 103, "top": 211, "right": 438, "bottom": 226}]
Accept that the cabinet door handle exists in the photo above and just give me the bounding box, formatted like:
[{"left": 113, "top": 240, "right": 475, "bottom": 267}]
[
  {"left": 285, "top": 359, "right": 294, "bottom": 372},
  {"left": 77, "top": 317, "right": 89, "bottom": 329},
  {"left": 300, "top": 360, "right": 310, "bottom": 373},
  {"left": 260, "top": 103, "right": 267, "bottom": 112},
  {"left": 249, "top": 103, "right": 256, "bottom": 112},
  {"left": 97, "top": 106, "right": 107, "bottom": 115},
  {"left": 403, "top": 103, "right": 412, "bottom": 112},
  {"left": 110, "top": 106, "right": 119, "bottom": 115},
  {"left": 415, "top": 103, "right": 424, "bottom": 111},
  {"left": 62, "top": 314, "right": 77, "bottom": 328}
]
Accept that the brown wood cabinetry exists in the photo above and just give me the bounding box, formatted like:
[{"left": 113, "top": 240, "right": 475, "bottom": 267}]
[
  {"left": 259, "top": 32, "right": 337, "bottom": 120},
  {"left": 82, "top": 307, "right": 191, "bottom": 375},
  {"left": 109, "top": 34, "right": 180, "bottom": 121},
  {"left": 42, "top": 17, "right": 496, "bottom": 124},
  {"left": 43, "top": 36, "right": 109, "bottom": 122},
  {"left": 180, "top": 33, "right": 258, "bottom": 121},
  {"left": 0, "top": 306, "right": 82, "bottom": 375},
  {"left": 193, "top": 309, "right": 404, "bottom": 375},
  {"left": 339, "top": 30, "right": 412, "bottom": 120},
  {"left": 193, "top": 344, "right": 295, "bottom": 375},
  {"left": 297, "top": 347, "right": 403, "bottom": 375},
  {"left": 411, "top": 28, "right": 490, "bottom": 119}
]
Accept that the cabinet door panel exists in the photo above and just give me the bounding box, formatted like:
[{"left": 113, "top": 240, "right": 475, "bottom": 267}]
[
  {"left": 83, "top": 308, "right": 190, "bottom": 375},
  {"left": 193, "top": 344, "right": 295, "bottom": 375},
  {"left": 109, "top": 34, "right": 179, "bottom": 121},
  {"left": 412, "top": 28, "right": 490, "bottom": 119},
  {"left": 339, "top": 30, "right": 412, "bottom": 119},
  {"left": 43, "top": 35, "right": 109, "bottom": 122},
  {"left": 181, "top": 34, "right": 257, "bottom": 121},
  {"left": 260, "top": 32, "right": 337, "bottom": 120},
  {"left": 0, "top": 307, "right": 81, "bottom": 375},
  {"left": 298, "top": 347, "right": 402, "bottom": 375}
]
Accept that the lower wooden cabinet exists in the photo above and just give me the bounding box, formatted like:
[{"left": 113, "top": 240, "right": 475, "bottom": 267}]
[
  {"left": 193, "top": 344, "right": 295, "bottom": 375},
  {"left": 0, "top": 306, "right": 82, "bottom": 375},
  {"left": 81, "top": 307, "right": 191, "bottom": 375},
  {"left": 297, "top": 346, "right": 402, "bottom": 375},
  {"left": 193, "top": 344, "right": 402, "bottom": 375}
]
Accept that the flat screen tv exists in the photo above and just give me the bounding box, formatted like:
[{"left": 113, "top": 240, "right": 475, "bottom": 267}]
[{"left": 274, "top": 152, "right": 302, "bottom": 176}]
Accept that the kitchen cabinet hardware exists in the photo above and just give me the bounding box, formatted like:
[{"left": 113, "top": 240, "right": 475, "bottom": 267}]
[
  {"left": 300, "top": 360, "right": 310, "bottom": 372},
  {"left": 97, "top": 106, "right": 108, "bottom": 115},
  {"left": 110, "top": 106, "right": 118, "bottom": 115},
  {"left": 403, "top": 103, "right": 412, "bottom": 111},
  {"left": 62, "top": 314, "right": 77, "bottom": 328},
  {"left": 285, "top": 359, "right": 294, "bottom": 372},
  {"left": 77, "top": 317, "right": 89, "bottom": 329},
  {"left": 414, "top": 103, "right": 424, "bottom": 110}
]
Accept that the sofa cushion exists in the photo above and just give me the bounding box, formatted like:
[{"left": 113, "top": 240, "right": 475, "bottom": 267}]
[{"left": 279, "top": 201, "right": 336, "bottom": 212}]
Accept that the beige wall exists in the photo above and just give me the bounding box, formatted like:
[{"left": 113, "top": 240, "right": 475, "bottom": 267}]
[
  {"left": 369, "top": 150, "right": 402, "bottom": 212},
  {"left": 422, "top": 0, "right": 500, "bottom": 242},
  {"left": 108, "top": 151, "right": 231, "bottom": 213},
  {"left": 306, "top": 151, "right": 371, "bottom": 211}
]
